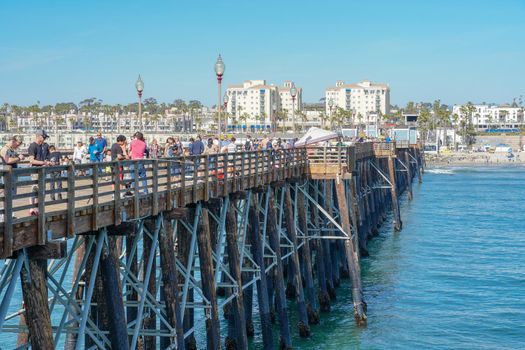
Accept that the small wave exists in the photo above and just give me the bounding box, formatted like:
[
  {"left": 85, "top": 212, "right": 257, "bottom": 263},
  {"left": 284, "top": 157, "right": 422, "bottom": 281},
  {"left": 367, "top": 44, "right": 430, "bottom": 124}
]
[{"left": 426, "top": 169, "right": 455, "bottom": 175}]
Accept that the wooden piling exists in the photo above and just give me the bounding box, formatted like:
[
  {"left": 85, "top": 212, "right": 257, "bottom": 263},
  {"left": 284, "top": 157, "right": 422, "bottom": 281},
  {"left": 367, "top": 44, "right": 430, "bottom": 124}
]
[
  {"left": 159, "top": 216, "right": 185, "bottom": 350},
  {"left": 334, "top": 181, "right": 367, "bottom": 326},
  {"left": 405, "top": 151, "right": 413, "bottom": 200},
  {"left": 267, "top": 188, "right": 293, "bottom": 349},
  {"left": 296, "top": 187, "right": 319, "bottom": 324},
  {"left": 387, "top": 156, "right": 403, "bottom": 231},
  {"left": 225, "top": 199, "right": 249, "bottom": 350},
  {"left": 284, "top": 185, "right": 311, "bottom": 337},
  {"left": 126, "top": 223, "right": 138, "bottom": 345},
  {"left": 100, "top": 235, "right": 129, "bottom": 350},
  {"left": 248, "top": 198, "right": 274, "bottom": 349},
  {"left": 143, "top": 218, "right": 158, "bottom": 350},
  {"left": 322, "top": 182, "right": 336, "bottom": 300},
  {"left": 197, "top": 207, "right": 221, "bottom": 350},
  {"left": 310, "top": 182, "right": 330, "bottom": 312},
  {"left": 19, "top": 258, "right": 54, "bottom": 349},
  {"left": 178, "top": 208, "right": 197, "bottom": 350}
]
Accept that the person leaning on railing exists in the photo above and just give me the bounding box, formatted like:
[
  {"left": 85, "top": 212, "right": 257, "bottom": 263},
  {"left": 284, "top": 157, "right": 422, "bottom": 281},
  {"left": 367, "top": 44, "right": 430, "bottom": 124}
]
[
  {"left": 0, "top": 135, "right": 24, "bottom": 201},
  {"left": 27, "top": 130, "right": 52, "bottom": 216},
  {"left": 111, "top": 134, "right": 132, "bottom": 198}
]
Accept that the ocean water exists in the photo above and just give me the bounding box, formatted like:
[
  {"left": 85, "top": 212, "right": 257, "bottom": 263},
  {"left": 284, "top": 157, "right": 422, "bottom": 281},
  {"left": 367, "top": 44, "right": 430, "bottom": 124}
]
[{"left": 285, "top": 166, "right": 525, "bottom": 350}]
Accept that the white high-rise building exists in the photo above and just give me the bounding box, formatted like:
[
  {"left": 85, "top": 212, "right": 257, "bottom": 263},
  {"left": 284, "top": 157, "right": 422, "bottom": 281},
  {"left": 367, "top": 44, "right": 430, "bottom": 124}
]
[
  {"left": 325, "top": 80, "right": 390, "bottom": 123},
  {"left": 451, "top": 104, "right": 524, "bottom": 130},
  {"left": 225, "top": 80, "right": 302, "bottom": 129}
]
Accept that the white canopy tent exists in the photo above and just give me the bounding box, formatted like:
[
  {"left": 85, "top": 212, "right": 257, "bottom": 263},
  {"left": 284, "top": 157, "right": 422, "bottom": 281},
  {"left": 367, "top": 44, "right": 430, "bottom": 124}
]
[{"left": 294, "top": 127, "right": 339, "bottom": 147}]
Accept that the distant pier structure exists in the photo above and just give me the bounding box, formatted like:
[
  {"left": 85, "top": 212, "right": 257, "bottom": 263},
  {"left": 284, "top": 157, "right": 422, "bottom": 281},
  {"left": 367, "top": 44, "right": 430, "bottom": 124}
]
[{"left": 0, "top": 141, "right": 422, "bottom": 349}]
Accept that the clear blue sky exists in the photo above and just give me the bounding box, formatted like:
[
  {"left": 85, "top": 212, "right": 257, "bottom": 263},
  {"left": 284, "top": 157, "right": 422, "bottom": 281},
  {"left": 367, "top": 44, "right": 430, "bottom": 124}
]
[{"left": 1, "top": 0, "right": 523, "bottom": 107}]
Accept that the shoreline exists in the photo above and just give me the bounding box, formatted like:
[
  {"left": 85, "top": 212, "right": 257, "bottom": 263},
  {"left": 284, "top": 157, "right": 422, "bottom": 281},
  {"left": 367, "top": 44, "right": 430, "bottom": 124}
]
[{"left": 424, "top": 151, "right": 525, "bottom": 167}]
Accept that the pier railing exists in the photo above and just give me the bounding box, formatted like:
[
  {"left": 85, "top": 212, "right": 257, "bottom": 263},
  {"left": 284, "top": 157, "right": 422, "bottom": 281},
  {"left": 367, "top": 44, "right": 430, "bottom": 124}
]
[
  {"left": 0, "top": 143, "right": 419, "bottom": 257},
  {"left": 0, "top": 149, "right": 309, "bottom": 257}
]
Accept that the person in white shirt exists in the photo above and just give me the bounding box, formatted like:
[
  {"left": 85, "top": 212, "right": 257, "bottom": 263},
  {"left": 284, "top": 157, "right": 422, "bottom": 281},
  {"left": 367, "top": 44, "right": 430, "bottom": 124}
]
[{"left": 73, "top": 140, "right": 87, "bottom": 175}]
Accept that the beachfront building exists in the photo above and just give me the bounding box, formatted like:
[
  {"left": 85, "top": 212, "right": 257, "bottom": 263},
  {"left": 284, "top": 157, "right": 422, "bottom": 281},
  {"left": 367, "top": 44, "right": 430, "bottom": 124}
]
[
  {"left": 325, "top": 80, "right": 390, "bottom": 125},
  {"left": 225, "top": 80, "right": 302, "bottom": 131},
  {"left": 451, "top": 104, "right": 525, "bottom": 131}
]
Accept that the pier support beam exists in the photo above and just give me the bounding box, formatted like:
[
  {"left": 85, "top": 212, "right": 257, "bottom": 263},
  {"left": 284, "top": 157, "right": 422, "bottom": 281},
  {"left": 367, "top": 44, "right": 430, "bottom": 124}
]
[
  {"left": 284, "top": 185, "right": 310, "bottom": 337},
  {"left": 387, "top": 156, "right": 403, "bottom": 231},
  {"left": 404, "top": 151, "right": 413, "bottom": 200},
  {"left": 197, "top": 207, "right": 221, "bottom": 350},
  {"left": 334, "top": 181, "right": 367, "bottom": 326},
  {"left": 159, "top": 217, "right": 185, "bottom": 350},
  {"left": 296, "top": 185, "right": 319, "bottom": 324},
  {"left": 248, "top": 199, "right": 274, "bottom": 349},
  {"left": 225, "top": 200, "right": 249, "bottom": 350},
  {"left": 267, "top": 187, "right": 293, "bottom": 349},
  {"left": 20, "top": 258, "right": 54, "bottom": 349},
  {"left": 100, "top": 236, "right": 128, "bottom": 350}
]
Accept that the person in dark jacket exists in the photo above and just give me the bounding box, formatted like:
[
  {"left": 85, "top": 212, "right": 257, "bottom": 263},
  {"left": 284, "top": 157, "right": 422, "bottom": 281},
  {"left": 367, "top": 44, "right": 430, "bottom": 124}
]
[{"left": 188, "top": 135, "right": 205, "bottom": 178}]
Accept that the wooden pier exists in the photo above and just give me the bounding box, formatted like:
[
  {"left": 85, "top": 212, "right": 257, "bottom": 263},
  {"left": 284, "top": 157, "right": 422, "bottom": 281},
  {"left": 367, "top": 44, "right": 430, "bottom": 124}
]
[{"left": 0, "top": 141, "right": 422, "bottom": 349}]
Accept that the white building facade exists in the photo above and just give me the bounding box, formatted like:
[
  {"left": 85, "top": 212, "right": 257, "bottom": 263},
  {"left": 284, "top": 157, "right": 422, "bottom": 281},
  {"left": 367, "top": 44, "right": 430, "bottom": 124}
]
[
  {"left": 225, "top": 80, "right": 302, "bottom": 129},
  {"left": 451, "top": 104, "right": 524, "bottom": 130},
  {"left": 325, "top": 80, "right": 390, "bottom": 123}
]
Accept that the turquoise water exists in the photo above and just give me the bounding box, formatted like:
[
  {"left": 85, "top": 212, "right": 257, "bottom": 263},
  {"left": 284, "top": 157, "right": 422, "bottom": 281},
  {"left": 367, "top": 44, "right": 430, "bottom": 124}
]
[{"left": 286, "top": 166, "right": 525, "bottom": 349}]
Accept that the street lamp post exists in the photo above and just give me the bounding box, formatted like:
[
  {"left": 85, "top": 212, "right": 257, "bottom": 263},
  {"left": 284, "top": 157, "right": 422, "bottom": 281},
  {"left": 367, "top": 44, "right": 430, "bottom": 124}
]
[
  {"left": 223, "top": 92, "right": 229, "bottom": 133},
  {"left": 290, "top": 84, "right": 297, "bottom": 133},
  {"left": 135, "top": 75, "right": 144, "bottom": 130},
  {"left": 214, "top": 55, "right": 225, "bottom": 139},
  {"left": 328, "top": 98, "right": 334, "bottom": 129},
  {"left": 272, "top": 101, "right": 277, "bottom": 136}
]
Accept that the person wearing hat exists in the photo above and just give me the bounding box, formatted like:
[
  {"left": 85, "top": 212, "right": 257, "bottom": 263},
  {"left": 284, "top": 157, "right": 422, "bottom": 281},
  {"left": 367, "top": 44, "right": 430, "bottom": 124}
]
[{"left": 28, "top": 130, "right": 52, "bottom": 215}]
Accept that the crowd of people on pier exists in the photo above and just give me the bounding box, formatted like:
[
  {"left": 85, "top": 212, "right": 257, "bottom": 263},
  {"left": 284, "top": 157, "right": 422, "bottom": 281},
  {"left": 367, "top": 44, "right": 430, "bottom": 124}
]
[{"left": 0, "top": 129, "right": 303, "bottom": 216}]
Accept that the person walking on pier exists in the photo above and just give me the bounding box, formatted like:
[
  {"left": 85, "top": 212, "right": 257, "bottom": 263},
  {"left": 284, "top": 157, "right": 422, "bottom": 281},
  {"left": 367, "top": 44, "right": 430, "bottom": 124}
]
[
  {"left": 87, "top": 137, "right": 102, "bottom": 176},
  {"left": 95, "top": 132, "right": 108, "bottom": 162},
  {"left": 73, "top": 140, "right": 87, "bottom": 175},
  {"left": 129, "top": 132, "right": 148, "bottom": 195},
  {"left": 27, "top": 130, "right": 52, "bottom": 216}
]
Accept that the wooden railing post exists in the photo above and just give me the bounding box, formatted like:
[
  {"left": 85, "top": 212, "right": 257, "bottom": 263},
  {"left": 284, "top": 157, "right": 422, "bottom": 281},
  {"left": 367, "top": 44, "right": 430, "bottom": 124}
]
[
  {"left": 180, "top": 157, "right": 186, "bottom": 207},
  {"left": 3, "top": 168, "right": 13, "bottom": 257},
  {"left": 152, "top": 160, "right": 159, "bottom": 216},
  {"left": 92, "top": 164, "right": 99, "bottom": 230},
  {"left": 204, "top": 155, "right": 210, "bottom": 201},
  {"left": 37, "top": 167, "right": 46, "bottom": 245},
  {"left": 114, "top": 161, "right": 122, "bottom": 226},
  {"left": 67, "top": 163, "right": 76, "bottom": 237}
]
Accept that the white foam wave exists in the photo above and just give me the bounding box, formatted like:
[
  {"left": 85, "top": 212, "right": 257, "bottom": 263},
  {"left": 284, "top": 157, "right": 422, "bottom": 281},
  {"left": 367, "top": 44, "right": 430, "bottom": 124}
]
[{"left": 426, "top": 169, "right": 455, "bottom": 175}]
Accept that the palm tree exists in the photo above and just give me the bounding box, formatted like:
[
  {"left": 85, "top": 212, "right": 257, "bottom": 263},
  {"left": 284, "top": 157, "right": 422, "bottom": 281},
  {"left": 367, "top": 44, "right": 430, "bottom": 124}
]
[{"left": 276, "top": 109, "right": 288, "bottom": 131}]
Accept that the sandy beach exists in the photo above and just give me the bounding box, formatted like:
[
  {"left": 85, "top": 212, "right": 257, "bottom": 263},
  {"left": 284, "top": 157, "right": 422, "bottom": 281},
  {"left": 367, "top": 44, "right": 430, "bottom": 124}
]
[{"left": 425, "top": 151, "right": 525, "bottom": 166}]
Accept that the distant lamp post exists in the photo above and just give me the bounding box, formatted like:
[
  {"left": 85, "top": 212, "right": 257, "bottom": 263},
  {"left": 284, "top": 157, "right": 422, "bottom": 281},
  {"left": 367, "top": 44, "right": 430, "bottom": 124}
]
[
  {"left": 215, "top": 54, "right": 226, "bottom": 138},
  {"left": 223, "top": 92, "right": 229, "bottom": 133},
  {"left": 328, "top": 98, "right": 334, "bottom": 129},
  {"left": 272, "top": 101, "right": 277, "bottom": 135},
  {"left": 290, "top": 84, "right": 297, "bottom": 133},
  {"left": 223, "top": 92, "right": 229, "bottom": 109},
  {"left": 135, "top": 75, "right": 144, "bottom": 130}
]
